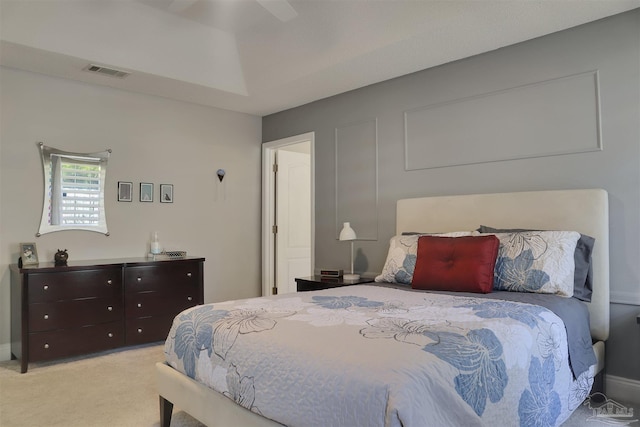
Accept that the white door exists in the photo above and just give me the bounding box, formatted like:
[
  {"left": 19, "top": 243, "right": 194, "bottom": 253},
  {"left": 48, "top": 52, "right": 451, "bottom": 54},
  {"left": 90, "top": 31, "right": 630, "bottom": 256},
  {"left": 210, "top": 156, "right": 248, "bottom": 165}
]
[
  {"left": 262, "top": 133, "right": 315, "bottom": 297},
  {"left": 276, "top": 148, "right": 311, "bottom": 294}
]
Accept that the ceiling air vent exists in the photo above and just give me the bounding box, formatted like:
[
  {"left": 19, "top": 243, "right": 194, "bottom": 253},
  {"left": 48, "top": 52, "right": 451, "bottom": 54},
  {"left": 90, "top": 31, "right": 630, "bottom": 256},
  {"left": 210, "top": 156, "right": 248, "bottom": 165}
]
[{"left": 83, "top": 64, "right": 130, "bottom": 79}]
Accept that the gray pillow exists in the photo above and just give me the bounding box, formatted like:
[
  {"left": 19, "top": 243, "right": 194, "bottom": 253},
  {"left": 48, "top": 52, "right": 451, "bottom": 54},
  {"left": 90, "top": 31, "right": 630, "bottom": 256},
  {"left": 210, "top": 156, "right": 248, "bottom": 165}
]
[{"left": 477, "top": 226, "right": 594, "bottom": 302}]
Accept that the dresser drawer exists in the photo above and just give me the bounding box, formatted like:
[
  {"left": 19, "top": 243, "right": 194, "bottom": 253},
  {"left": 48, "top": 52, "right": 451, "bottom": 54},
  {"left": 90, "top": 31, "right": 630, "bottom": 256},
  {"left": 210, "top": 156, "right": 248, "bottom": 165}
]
[
  {"left": 125, "top": 261, "right": 201, "bottom": 293},
  {"left": 125, "top": 289, "right": 198, "bottom": 319},
  {"left": 28, "top": 268, "right": 122, "bottom": 303},
  {"left": 28, "top": 321, "right": 124, "bottom": 362},
  {"left": 125, "top": 314, "right": 176, "bottom": 345},
  {"left": 29, "top": 298, "right": 123, "bottom": 332}
]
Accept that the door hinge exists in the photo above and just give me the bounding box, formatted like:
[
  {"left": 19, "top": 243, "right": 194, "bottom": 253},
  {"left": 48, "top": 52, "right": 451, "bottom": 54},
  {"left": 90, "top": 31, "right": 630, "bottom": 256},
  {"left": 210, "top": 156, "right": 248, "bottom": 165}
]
[
  {"left": 272, "top": 286, "right": 278, "bottom": 295},
  {"left": 272, "top": 225, "right": 278, "bottom": 234},
  {"left": 273, "top": 163, "right": 278, "bottom": 173}
]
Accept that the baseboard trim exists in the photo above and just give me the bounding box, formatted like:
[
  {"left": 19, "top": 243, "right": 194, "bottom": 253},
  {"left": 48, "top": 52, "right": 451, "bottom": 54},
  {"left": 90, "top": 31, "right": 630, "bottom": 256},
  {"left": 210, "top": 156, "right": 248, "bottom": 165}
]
[
  {"left": 606, "top": 374, "right": 640, "bottom": 404},
  {"left": 0, "top": 343, "right": 12, "bottom": 362}
]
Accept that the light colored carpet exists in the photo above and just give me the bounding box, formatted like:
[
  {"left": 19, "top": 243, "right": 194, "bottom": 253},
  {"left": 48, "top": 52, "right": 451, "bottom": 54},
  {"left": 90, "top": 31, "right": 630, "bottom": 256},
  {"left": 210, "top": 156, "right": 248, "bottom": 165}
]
[
  {"left": 0, "top": 344, "right": 637, "bottom": 427},
  {"left": 0, "top": 344, "right": 204, "bottom": 427}
]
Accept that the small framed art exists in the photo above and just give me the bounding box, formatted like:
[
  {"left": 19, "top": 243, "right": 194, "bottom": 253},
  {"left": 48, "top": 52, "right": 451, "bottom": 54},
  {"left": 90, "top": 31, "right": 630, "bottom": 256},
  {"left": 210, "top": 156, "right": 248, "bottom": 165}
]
[
  {"left": 160, "top": 184, "right": 173, "bottom": 203},
  {"left": 118, "top": 181, "right": 133, "bottom": 202},
  {"left": 140, "top": 182, "right": 154, "bottom": 202},
  {"left": 20, "top": 242, "right": 39, "bottom": 265}
]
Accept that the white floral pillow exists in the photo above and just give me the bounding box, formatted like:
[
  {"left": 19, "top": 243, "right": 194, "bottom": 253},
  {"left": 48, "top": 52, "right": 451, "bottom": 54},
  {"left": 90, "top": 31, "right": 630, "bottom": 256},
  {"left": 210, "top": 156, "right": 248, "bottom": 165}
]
[
  {"left": 375, "top": 232, "right": 472, "bottom": 284},
  {"left": 476, "top": 231, "right": 581, "bottom": 297}
]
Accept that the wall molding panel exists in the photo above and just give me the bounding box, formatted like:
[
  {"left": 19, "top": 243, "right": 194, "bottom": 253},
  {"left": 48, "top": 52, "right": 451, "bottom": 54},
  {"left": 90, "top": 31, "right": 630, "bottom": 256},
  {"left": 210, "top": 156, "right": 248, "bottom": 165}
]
[
  {"left": 404, "top": 70, "right": 602, "bottom": 170},
  {"left": 610, "top": 290, "right": 640, "bottom": 306},
  {"left": 335, "top": 119, "right": 379, "bottom": 241}
]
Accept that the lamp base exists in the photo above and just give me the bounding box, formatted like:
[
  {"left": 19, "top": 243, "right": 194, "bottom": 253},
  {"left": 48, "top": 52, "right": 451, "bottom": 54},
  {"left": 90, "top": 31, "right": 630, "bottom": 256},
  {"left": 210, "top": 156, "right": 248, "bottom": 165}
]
[{"left": 343, "top": 273, "right": 360, "bottom": 281}]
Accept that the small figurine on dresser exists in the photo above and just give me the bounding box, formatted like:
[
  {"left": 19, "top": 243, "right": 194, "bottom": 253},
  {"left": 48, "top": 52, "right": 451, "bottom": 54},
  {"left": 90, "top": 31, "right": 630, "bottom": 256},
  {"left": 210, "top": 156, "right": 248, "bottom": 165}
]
[{"left": 54, "top": 249, "right": 69, "bottom": 266}]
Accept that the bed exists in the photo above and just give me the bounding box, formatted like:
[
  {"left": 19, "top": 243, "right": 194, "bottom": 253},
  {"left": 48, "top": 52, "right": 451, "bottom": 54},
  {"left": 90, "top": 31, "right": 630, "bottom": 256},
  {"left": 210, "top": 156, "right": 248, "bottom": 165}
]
[{"left": 156, "top": 188, "right": 609, "bottom": 427}]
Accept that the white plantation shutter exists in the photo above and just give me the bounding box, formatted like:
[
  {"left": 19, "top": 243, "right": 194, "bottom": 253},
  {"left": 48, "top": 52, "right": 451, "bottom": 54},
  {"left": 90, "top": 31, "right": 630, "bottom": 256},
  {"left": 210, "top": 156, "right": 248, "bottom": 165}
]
[{"left": 53, "top": 157, "right": 102, "bottom": 225}]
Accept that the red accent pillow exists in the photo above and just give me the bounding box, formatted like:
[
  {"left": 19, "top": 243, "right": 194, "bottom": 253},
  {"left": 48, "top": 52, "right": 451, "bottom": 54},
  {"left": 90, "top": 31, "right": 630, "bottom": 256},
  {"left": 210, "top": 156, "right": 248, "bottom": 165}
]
[{"left": 411, "top": 235, "right": 499, "bottom": 293}]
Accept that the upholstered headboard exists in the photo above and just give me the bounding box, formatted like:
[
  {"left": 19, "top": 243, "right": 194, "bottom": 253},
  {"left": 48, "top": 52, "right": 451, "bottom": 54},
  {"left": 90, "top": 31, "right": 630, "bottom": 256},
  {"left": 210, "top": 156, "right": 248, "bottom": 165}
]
[{"left": 396, "top": 189, "right": 609, "bottom": 342}]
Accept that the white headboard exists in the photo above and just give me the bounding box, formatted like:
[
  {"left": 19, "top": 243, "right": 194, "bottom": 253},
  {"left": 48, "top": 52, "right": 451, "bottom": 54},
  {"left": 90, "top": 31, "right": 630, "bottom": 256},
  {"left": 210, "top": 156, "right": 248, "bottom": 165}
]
[{"left": 396, "top": 189, "right": 609, "bottom": 342}]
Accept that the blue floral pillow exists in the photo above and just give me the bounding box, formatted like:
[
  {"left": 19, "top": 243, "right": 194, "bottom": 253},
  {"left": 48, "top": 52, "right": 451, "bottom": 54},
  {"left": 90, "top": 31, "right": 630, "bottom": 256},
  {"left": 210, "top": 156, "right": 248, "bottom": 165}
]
[
  {"left": 476, "top": 231, "right": 581, "bottom": 297},
  {"left": 375, "top": 232, "right": 471, "bottom": 284},
  {"left": 477, "top": 225, "right": 595, "bottom": 302}
]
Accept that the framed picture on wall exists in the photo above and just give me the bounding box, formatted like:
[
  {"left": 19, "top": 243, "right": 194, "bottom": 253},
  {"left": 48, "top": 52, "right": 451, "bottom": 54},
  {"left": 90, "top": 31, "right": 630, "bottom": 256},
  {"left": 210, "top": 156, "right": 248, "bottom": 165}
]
[
  {"left": 118, "top": 181, "right": 133, "bottom": 202},
  {"left": 140, "top": 182, "right": 154, "bottom": 202},
  {"left": 160, "top": 184, "right": 173, "bottom": 203},
  {"left": 20, "top": 242, "right": 39, "bottom": 265}
]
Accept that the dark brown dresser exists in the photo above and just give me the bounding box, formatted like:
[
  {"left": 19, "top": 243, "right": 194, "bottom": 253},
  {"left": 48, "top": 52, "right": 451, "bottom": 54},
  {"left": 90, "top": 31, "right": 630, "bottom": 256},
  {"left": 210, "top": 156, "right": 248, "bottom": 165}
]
[{"left": 10, "top": 257, "right": 204, "bottom": 373}]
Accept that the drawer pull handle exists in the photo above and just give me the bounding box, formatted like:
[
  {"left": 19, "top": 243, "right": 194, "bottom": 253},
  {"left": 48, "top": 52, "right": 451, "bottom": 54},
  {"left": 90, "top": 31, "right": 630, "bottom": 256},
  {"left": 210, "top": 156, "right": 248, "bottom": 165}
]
[
  {"left": 44, "top": 314, "right": 49, "bottom": 320},
  {"left": 107, "top": 306, "right": 113, "bottom": 312},
  {"left": 187, "top": 272, "right": 192, "bottom": 277},
  {"left": 137, "top": 277, "right": 142, "bottom": 282},
  {"left": 187, "top": 296, "right": 193, "bottom": 301},
  {"left": 108, "top": 333, "right": 114, "bottom": 338},
  {"left": 44, "top": 343, "right": 50, "bottom": 349},
  {"left": 107, "top": 280, "right": 113, "bottom": 285},
  {"left": 137, "top": 303, "right": 142, "bottom": 308},
  {"left": 43, "top": 285, "right": 49, "bottom": 291},
  {"left": 137, "top": 328, "right": 143, "bottom": 334}
]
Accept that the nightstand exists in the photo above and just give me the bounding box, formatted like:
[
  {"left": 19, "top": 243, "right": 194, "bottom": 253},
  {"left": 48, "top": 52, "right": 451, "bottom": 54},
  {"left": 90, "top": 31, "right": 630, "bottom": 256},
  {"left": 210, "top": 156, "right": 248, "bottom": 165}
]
[{"left": 295, "top": 275, "right": 374, "bottom": 292}]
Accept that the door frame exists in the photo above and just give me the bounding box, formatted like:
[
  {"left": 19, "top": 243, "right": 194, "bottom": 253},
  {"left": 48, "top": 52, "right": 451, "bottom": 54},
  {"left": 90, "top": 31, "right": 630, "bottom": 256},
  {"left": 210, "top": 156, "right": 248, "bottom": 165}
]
[{"left": 262, "top": 132, "right": 315, "bottom": 296}]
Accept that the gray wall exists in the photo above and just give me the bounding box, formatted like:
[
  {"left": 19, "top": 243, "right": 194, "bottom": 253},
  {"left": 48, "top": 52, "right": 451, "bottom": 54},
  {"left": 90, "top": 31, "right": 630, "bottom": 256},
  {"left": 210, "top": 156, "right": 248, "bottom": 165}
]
[
  {"left": 263, "top": 10, "right": 640, "bottom": 381},
  {"left": 0, "top": 67, "right": 263, "bottom": 359}
]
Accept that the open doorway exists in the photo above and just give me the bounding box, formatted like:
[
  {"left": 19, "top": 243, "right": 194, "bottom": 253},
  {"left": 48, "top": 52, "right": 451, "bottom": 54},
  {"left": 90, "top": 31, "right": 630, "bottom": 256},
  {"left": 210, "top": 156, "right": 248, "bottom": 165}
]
[{"left": 262, "top": 132, "right": 315, "bottom": 296}]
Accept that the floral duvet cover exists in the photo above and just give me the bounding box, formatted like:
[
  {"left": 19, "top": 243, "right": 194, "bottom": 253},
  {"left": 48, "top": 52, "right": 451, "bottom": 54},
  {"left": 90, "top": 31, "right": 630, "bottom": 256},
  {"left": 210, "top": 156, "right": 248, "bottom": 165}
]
[{"left": 164, "top": 285, "right": 595, "bottom": 427}]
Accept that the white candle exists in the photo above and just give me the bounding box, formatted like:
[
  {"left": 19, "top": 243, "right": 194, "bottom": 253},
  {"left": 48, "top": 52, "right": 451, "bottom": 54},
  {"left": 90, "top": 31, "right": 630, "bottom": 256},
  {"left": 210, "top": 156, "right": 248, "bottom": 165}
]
[
  {"left": 150, "top": 242, "right": 161, "bottom": 254},
  {"left": 150, "top": 231, "right": 161, "bottom": 254}
]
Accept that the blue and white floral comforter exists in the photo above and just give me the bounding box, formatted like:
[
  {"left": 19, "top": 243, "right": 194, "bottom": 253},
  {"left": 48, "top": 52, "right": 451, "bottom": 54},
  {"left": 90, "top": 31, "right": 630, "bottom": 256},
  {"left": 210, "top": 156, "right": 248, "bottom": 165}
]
[{"left": 164, "top": 285, "right": 595, "bottom": 427}]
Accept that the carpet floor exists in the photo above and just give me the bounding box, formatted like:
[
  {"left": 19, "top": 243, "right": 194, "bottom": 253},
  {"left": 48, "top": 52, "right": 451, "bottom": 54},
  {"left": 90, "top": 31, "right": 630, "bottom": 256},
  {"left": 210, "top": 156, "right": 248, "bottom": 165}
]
[
  {"left": 0, "top": 344, "right": 637, "bottom": 427},
  {"left": 0, "top": 344, "right": 203, "bottom": 427}
]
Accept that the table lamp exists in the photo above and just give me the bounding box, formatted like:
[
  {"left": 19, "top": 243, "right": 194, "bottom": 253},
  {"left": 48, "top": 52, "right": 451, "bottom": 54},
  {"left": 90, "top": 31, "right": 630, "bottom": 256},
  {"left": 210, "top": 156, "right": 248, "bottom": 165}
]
[{"left": 339, "top": 222, "right": 360, "bottom": 280}]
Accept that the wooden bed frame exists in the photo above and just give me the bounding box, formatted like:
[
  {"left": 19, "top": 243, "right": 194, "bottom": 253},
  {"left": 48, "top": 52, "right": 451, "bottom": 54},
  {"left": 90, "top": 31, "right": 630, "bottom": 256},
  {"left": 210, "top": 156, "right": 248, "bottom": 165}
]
[{"left": 157, "top": 188, "right": 609, "bottom": 427}]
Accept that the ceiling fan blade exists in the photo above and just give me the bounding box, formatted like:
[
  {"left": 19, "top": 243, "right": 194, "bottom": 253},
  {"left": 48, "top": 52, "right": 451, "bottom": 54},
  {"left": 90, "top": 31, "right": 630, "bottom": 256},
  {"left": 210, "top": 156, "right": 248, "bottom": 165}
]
[
  {"left": 167, "top": 0, "right": 199, "bottom": 13},
  {"left": 256, "top": 0, "right": 298, "bottom": 22}
]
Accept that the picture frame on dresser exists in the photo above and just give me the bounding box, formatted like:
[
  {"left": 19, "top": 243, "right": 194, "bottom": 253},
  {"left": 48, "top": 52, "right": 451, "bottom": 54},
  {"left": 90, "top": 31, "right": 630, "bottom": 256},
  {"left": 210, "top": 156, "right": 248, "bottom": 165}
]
[{"left": 19, "top": 242, "right": 38, "bottom": 265}]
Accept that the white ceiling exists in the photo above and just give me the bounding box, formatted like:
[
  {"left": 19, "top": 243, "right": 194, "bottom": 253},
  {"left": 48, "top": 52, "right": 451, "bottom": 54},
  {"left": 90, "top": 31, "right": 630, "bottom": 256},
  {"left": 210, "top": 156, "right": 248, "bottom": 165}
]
[{"left": 1, "top": 0, "right": 639, "bottom": 116}]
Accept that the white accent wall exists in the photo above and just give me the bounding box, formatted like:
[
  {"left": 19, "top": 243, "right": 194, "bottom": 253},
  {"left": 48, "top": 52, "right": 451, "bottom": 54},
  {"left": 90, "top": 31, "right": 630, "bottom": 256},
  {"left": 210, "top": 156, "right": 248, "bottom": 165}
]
[{"left": 0, "top": 67, "right": 262, "bottom": 360}]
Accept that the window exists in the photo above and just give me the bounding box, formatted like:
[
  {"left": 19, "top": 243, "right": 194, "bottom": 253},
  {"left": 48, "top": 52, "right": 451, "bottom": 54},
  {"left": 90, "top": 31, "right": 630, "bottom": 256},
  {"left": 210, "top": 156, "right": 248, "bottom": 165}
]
[
  {"left": 50, "top": 156, "right": 102, "bottom": 226},
  {"left": 38, "top": 143, "right": 110, "bottom": 236}
]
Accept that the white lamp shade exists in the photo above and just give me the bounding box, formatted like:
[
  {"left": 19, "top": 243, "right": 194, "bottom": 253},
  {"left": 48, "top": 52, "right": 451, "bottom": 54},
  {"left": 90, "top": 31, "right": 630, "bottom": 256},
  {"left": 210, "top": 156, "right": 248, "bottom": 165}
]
[
  {"left": 339, "top": 222, "right": 357, "bottom": 241},
  {"left": 339, "top": 222, "right": 359, "bottom": 280}
]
